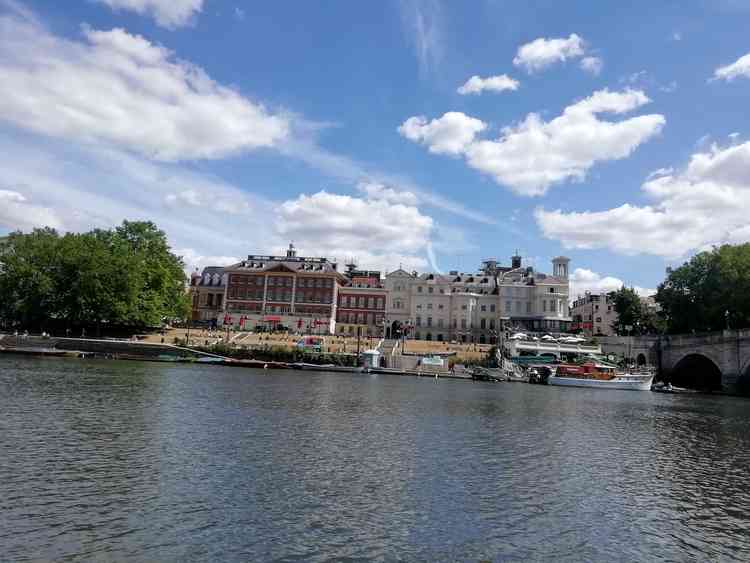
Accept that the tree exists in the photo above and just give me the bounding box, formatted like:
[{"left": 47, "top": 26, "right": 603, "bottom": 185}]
[
  {"left": 656, "top": 243, "right": 750, "bottom": 333},
  {"left": 0, "top": 221, "right": 189, "bottom": 332},
  {"left": 610, "top": 287, "right": 643, "bottom": 335}
]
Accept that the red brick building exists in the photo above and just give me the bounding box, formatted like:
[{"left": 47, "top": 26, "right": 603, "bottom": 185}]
[
  {"left": 221, "top": 244, "right": 348, "bottom": 333},
  {"left": 336, "top": 265, "right": 387, "bottom": 337}
]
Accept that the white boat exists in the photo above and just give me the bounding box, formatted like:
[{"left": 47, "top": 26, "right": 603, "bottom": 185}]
[{"left": 547, "top": 362, "right": 654, "bottom": 391}]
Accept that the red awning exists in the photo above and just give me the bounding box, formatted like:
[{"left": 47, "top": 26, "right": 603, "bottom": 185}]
[{"left": 263, "top": 316, "right": 282, "bottom": 322}]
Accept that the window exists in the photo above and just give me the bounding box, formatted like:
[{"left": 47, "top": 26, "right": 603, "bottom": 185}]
[
  {"left": 417, "top": 304, "right": 422, "bottom": 310},
  {"left": 462, "top": 304, "right": 467, "bottom": 310},
  {"left": 516, "top": 301, "right": 521, "bottom": 313},
  {"left": 543, "top": 300, "right": 547, "bottom": 312},
  {"left": 417, "top": 286, "right": 423, "bottom": 293},
  {"left": 368, "top": 297, "right": 374, "bottom": 309},
  {"left": 427, "top": 317, "right": 432, "bottom": 327},
  {"left": 358, "top": 297, "right": 365, "bottom": 308},
  {"left": 480, "top": 318, "right": 486, "bottom": 329},
  {"left": 527, "top": 301, "right": 532, "bottom": 313},
  {"left": 427, "top": 303, "right": 433, "bottom": 310},
  {"left": 549, "top": 287, "right": 555, "bottom": 293},
  {"left": 428, "top": 287, "right": 434, "bottom": 293},
  {"left": 437, "top": 318, "right": 443, "bottom": 328},
  {"left": 416, "top": 316, "right": 422, "bottom": 326},
  {"left": 490, "top": 304, "right": 496, "bottom": 313},
  {"left": 596, "top": 317, "right": 602, "bottom": 323},
  {"left": 438, "top": 304, "right": 444, "bottom": 310},
  {"left": 481, "top": 305, "right": 487, "bottom": 312},
  {"left": 452, "top": 319, "right": 457, "bottom": 328},
  {"left": 461, "top": 319, "right": 467, "bottom": 329},
  {"left": 489, "top": 319, "right": 495, "bottom": 330},
  {"left": 505, "top": 300, "right": 511, "bottom": 311}
]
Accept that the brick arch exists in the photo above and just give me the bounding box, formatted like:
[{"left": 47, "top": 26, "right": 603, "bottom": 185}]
[{"left": 671, "top": 352, "right": 723, "bottom": 391}]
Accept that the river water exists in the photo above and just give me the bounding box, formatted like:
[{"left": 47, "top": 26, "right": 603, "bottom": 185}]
[{"left": 1, "top": 357, "right": 749, "bottom": 562}]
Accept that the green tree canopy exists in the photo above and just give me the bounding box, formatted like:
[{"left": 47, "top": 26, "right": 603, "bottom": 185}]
[
  {"left": 0, "top": 221, "right": 189, "bottom": 332},
  {"left": 609, "top": 287, "right": 663, "bottom": 336},
  {"left": 656, "top": 243, "right": 750, "bottom": 333}
]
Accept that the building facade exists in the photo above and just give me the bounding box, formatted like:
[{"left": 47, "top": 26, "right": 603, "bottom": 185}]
[
  {"left": 383, "top": 255, "right": 571, "bottom": 343},
  {"left": 220, "top": 244, "right": 348, "bottom": 333},
  {"left": 570, "top": 292, "right": 617, "bottom": 337},
  {"left": 189, "top": 267, "right": 227, "bottom": 323},
  {"left": 335, "top": 265, "right": 387, "bottom": 337},
  {"left": 190, "top": 249, "right": 571, "bottom": 339}
]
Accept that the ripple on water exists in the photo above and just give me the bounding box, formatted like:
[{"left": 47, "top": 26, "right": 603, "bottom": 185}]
[{"left": 1, "top": 359, "right": 749, "bottom": 562}]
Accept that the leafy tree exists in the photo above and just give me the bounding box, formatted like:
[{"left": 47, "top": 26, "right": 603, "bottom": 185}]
[
  {"left": 610, "top": 287, "right": 643, "bottom": 335},
  {"left": 0, "top": 221, "right": 189, "bottom": 332},
  {"left": 656, "top": 243, "right": 750, "bottom": 333}
]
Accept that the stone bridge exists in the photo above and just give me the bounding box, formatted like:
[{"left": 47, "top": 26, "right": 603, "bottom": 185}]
[{"left": 600, "top": 331, "right": 750, "bottom": 394}]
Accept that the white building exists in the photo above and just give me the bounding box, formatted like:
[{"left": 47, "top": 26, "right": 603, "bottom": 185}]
[{"left": 383, "top": 255, "right": 571, "bottom": 343}]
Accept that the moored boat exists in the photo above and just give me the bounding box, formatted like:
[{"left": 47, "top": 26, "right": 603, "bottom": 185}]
[{"left": 547, "top": 362, "right": 654, "bottom": 391}]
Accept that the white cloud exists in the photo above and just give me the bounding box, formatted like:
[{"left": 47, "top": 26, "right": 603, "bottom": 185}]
[
  {"left": 0, "top": 133, "right": 438, "bottom": 274},
  {"left": 580, "top": 56, "right": 603, "bottom": 76},
  {"left": 277, "top": 191, "right": 434, "bottom": 272},
  {"left": 536, "top": 140, "right": 750, "bottom": 258},
  {"left": 622, "top": 70, "right": 648, "bottom": 84},
  {"left": 0, "top": 189, "right": 63, "bottom": 231},
  {"left": 457, "top": 74, "right": 519, "bottom": 95},
  {"left": 94, "top": 0, "right": 203, "bottom": 29},
  {"left": 569, "top": 268, "right": 654, "bottom": 300},
  {"left": 401, "top": 89, "right": 665, "bottom": 196},
  {"left": 0, "top": 15, "right": 289, "bottom": 161},
  {"left": 513, "top": 33, "right": 585, "bottom": 73},
  {"left": 175, "top": 248, "right": 240, "bottom": 275},
  {"left": 234, "top": 7, "right": 245, "bottom": 21},
  {"left": 398, "top": 112, "right": 487, "bottom": 155},
  {"left": 399, "top": 0, "right": 443, "bottom": 77},
  {"left": 659, "top": 80, "right": 678, "bottom": 93},
  {"left": 671, "top": 31, "right": 682, "bottom": 41},
  {"left": 713, "top": 52, "right": 750, "bottom": 81},
  {"left": 356, "top": 181, "right": 419, "bottom": 206}
]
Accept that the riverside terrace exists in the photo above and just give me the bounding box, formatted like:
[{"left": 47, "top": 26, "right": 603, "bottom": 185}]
[{"left": 141, "top": 328, "right": 494, "bottom": 363}]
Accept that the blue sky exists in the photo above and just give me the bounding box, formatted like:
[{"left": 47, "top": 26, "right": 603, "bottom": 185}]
[{"left": 2, "top": 0, "right": 750, "bottom": 298}]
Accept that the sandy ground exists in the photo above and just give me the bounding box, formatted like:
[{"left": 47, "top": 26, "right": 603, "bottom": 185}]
[{"left": 140, "top": 328, "right": 491, "bottom": 361}]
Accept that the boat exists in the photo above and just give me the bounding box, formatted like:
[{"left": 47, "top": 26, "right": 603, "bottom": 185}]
[
  {"left": 468, "top": 366, "right": 503, "bottom": 382},
  {"left": 651, "top": 381, "right": 700, "bottom": 394},
  {"left": 547, "top": 362, "right": 654, "bottom": 391}
]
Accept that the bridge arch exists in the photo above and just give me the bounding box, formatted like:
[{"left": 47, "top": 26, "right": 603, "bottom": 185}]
[
  {"left": 737, "top": 358, "right": 750, "bottom": 396},
  {"left": 671, "top": 353, "right": 723, "bottom": 391}
]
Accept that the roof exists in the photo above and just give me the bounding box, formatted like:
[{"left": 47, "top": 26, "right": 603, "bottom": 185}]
[{"left": 223, "top": 256, "right": 348, "bottom": 282}]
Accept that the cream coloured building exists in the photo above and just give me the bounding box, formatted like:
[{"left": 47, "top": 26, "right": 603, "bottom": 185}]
[{"left": 384, "top": 255, "right": 571, "bottom": 343}]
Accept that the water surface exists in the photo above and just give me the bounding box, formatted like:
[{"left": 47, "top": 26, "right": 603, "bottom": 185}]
[{"left": 1, "top": 358, "right": 749, "bottom": 561}]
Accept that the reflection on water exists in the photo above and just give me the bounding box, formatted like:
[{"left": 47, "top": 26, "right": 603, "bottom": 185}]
[{"left": 1, "top": 358, "right": 749, "bottom": 561}]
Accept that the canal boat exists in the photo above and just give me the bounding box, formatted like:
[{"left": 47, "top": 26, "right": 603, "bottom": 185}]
[{"left": 547, "top": 362, "right": 654, "bottom": 391}]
